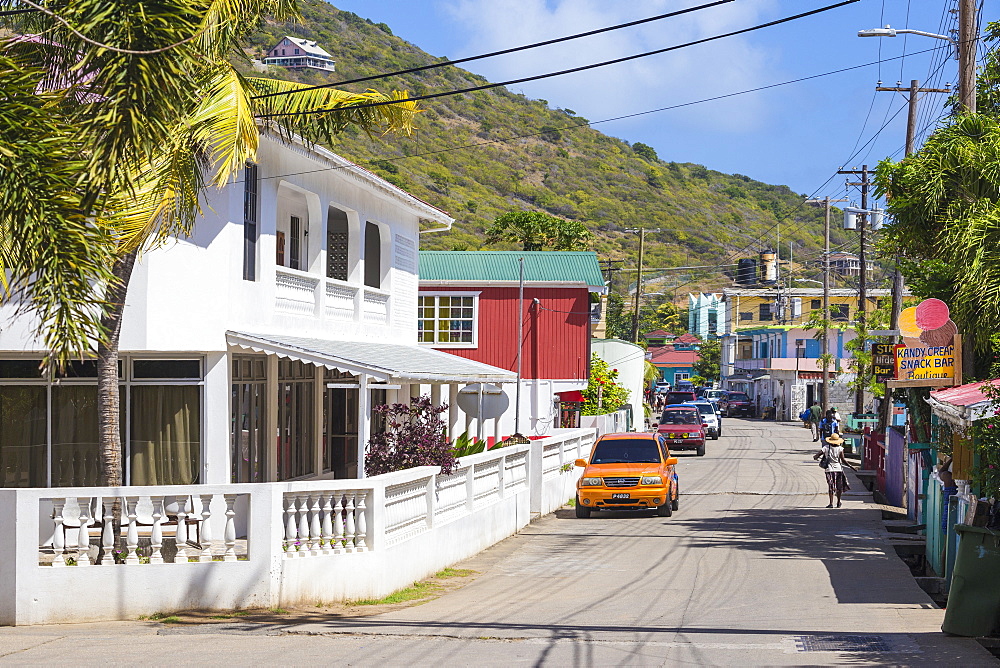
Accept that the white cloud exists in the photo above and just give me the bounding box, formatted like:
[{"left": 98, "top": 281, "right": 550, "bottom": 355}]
[{"left": 441, "top": 0, "right": 781, "bottom": 134}]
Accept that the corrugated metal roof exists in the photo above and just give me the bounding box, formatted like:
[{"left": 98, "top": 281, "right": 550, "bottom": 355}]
[
  {"left": 419, "top": 251, "right": 605, "bottom": 290},
  {"left": 650, "top": 349, "right": 698, "bottom": 365},
  {"left": 930, "top": 380, "right": 993, "bottom": 407},
  {"left": 227, "top": 332, "right": 516, "bottom": 383},
  {"left": 927, "top": 380, "right": 999, "bottom": 426}
]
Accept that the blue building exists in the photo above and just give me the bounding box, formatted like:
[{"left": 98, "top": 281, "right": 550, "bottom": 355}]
[{"left": 688, "top": 292, "right": 722, "bottom": 339}]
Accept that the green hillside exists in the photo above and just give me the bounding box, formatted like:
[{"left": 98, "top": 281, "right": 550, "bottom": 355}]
[{"left": 245, "top": 1, "right": 846, "bottom": 291}]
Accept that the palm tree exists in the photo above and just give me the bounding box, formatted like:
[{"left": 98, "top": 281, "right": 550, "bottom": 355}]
[{"left": 1, "top": 0, "right": 420, "bottom": 487}]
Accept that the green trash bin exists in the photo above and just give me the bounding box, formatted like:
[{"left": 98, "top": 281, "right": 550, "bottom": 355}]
[{"left": 942, "top": 524, "right": 1000, "bottom": 636}]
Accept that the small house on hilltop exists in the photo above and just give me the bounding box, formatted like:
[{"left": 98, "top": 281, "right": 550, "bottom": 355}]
[{"left": 264, "top": 36, "right": 336, "bottom": 71}]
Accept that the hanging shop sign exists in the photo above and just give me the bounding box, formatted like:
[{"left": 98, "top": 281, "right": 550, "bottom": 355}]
[
  {"left": 888, "top": 299, "right": 961, "bottom": 388},
  {"left": 872, "top": 343, "right": 897, "bottom": 382}
]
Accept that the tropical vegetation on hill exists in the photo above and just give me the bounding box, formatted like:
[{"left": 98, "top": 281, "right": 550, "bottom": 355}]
[{"left": 245, "top": 0, "right": 846, "bottom": 289}]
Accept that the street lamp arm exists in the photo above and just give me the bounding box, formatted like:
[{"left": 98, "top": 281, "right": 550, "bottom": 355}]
[{"left": 858, "top": 26, "right": 956, "bottom": 45}]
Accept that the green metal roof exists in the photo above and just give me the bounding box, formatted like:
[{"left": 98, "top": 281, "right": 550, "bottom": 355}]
[{"left": 419, "top": 251, "right": 606, "bottom": 290}]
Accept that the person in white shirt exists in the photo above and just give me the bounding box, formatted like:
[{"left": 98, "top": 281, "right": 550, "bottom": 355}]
[{"left": 813, "top": 433, "right": 855, "bottom": 508}]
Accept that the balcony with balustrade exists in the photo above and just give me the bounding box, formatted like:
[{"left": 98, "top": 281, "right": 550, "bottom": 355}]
[{"left": 274, "top": 268, "right": 391, "bottom": 326}]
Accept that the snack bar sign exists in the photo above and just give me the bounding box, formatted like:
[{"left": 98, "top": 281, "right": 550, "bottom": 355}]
[
  {"left": 891, "top": 298, "right": 958, "bottom": 384},
  {"left": 894, "top": 343, "right": 956, "bottom": 381}
]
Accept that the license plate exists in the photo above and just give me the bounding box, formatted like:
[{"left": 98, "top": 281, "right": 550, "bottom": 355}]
[
  {"left": 673, "top": 439, "right": 684, "bottom": 443},
  {"left": 611, "top": 493, "right": 630, "bottom": 499}
]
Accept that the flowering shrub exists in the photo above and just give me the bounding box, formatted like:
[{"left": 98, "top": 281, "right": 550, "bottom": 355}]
[
  {"left": 970, "top": 382, "right": 1000, "bottom": 498},
  {"left": 581, "top": 353, "right": 630, "bottom": 415},
  {"left": 364, "top": 396, "right": 458, "bottom": 476}
]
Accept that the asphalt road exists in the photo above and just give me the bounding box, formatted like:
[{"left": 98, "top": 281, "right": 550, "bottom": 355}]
[{"left": 1, "top": 419, "right": 996, "bottom": 666}]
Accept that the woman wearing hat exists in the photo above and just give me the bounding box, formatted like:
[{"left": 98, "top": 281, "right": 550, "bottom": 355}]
[{"left": 813, "top": 433, "right": 855, "bottom": 508}]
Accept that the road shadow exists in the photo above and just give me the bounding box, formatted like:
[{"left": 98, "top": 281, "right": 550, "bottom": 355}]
[{"left": 671, "top": 507, "right": 929, "bottom": 605}]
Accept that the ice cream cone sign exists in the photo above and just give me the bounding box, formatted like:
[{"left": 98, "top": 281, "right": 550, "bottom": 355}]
[{"left": 891, "top": 299, "right": 961, "bottom": 388}]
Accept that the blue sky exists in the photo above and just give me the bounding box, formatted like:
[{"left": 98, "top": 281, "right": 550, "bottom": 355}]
[{"left": 328, "top": 1, "right": 995, "bottom": 206}]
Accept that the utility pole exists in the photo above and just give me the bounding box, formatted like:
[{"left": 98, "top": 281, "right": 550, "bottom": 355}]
[
  {"left": 806, "top": 196, "right": 848, "bottom": 414},
  {"left": 959, "top": 0, "right": 978, "bottom": 378},
  {"left": 875, "top": 79, "right": 950, "bottom": 428},
  {"left": 632, "top": 230, "right": 647, "bottom": 344},
  {"left": 838, "top": 165, "right": 871, "bottom": 416},
  {"left": 876, "top": 80, "right": 950, "bottom": 336},
  {"left": 599, "top": 259, "right": 625, "bottom": 291},
  {"left": 625, "top": 228, "right": 659, "bottom": 343},
  {"left": 959, "top": 0, "right": 978, "bottom": 114}
]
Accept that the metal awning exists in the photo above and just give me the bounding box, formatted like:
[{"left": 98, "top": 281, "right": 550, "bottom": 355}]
[
  {"left": 226, "top": 331, "right": 516, "bottom": 384},
  {"left": 927, "top": 380, "right": 999, "bottom": 428}
]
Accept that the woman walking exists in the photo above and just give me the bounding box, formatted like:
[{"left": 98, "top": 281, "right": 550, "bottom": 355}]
[{"left": 813, "top": 433, "right": 855, "bottom": 508}]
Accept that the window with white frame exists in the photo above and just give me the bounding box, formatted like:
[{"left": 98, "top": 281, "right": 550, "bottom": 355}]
[{"left": 418, "top": 294, "right": 477, "bottom": 345}]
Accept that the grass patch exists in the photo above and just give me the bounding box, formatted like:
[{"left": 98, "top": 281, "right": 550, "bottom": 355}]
[
  {"left": 435, "top": 568, "right": 475, "bottom": 578},
  {"left": 148, "top": 612, "right": 169, "bottom": 620},
  {"left": 159, "top": 616, "right": 182, "bottom": 624},
  {"left": 230, "top": 610, "right": 251, "bottom": 617},
  {"left": 566, "top": 497, "right": 576, "bottom": 507},
  {"left": 269, "top": 608, "right": 290, "bottom": 615},
  {"left": 354, "top": 581, "right": 443, "bottom": 606}
]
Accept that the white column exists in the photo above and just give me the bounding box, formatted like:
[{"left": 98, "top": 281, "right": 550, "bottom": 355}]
[
  {"left": 357, "top": 375, "right": 370, "bottom": 478},
  {"left": 411, "top": 384, "right": 422, "bottom": 402},
  {"left": 430, "top": 384, "right": 442, "bottom": 408},
  {"left": 265, "top": 355, "right": 279, "bottom": 482},
  {"left": 313, "top": 366, "right": 325, "bottom": 477},
  {"left": 202, "top": 353, "right": 231, "bottom": 484},
  {"left": 448, "top": 384, "right": 460, "bottom": 436}
]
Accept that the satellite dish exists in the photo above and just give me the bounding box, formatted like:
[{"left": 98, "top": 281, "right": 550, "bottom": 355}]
[{"left": 456, "top": 384, "right": 509, "bottom": 420}]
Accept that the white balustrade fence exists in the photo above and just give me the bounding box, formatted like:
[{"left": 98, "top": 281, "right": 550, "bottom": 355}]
[{"left": 1, "top": 428, "right": 595, "bottom": 626}]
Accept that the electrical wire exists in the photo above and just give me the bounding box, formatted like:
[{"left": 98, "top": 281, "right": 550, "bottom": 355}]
[
  {"left": 256, "top": 0, "right": 861, "bottom": 119},
  {"left": 251, "top": 0, "right": 736, "bottom": 100},
  {"left": 251, "top": 45, "right": 939, "bottom": 185}
]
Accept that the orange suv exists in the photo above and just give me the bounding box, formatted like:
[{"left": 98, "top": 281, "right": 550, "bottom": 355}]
[{"left": 574, "top": 432, "right": 679, "bottom": 518}]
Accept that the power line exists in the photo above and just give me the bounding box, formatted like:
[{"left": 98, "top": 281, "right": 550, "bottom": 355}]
[
  {"left": 252, "top": 0, "right": 736, "bottom": 100},
  {"left": 257, "top": 0, "right": 861, "bottom": 119},
  {"left": 252, "top": 45, "right": 939, "bottom": 185}
]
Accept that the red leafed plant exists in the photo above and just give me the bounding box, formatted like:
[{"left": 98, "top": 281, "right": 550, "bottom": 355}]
[{"left": 365, "top": 396, "right": 457, "bottom": 476}]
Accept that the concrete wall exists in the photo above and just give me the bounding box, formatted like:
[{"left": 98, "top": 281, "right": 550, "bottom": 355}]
[
  {"left": 591, "top": 339, "right": 645, "bottom": 418},
  {"left": 1, "top": 428, "right": 595, "bottom": 626}
]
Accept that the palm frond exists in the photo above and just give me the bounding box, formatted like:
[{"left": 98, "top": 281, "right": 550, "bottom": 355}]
[{"left": 249, "top": 77, "right": 420, "bottom": 146}]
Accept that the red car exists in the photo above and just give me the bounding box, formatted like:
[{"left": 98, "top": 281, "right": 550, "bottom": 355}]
[
  {"left": 722, "top": 391, "right": 754, "bottom": 417},
  {"left": 657, "top": 405, "right": 706, "bottom": 456}
]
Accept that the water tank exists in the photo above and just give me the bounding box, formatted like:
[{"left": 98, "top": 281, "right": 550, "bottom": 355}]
[
  {"left": 736, "top": 258, "right": 757, "bottom": 285},
  {"left": 760, "top": 251, "right": 777, "bottom": 284}
]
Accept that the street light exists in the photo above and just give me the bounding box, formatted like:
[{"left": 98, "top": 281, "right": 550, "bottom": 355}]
[{"left": 858, "top": 25, "right": 957, "bottom": 47}]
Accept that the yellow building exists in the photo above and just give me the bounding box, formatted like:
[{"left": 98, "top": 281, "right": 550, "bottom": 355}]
[{"left": 719, "top": 287, "right": 894, "bottom": 334}]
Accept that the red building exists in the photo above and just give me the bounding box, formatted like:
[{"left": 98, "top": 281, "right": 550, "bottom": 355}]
[{"left": 419, "top": 251, "right": 605, "bottom": 436}]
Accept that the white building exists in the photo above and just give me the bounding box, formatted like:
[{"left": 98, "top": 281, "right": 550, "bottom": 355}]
[
  {"left": 0, "top": 133, "right": 515, "bottom": 488},
  {"left": 263, "top": 36, "right": 336, "bottom": 72}
]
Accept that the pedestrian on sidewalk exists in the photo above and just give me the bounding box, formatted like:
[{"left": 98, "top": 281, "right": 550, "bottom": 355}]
[
  {"left": 814, "top": 433, "right": 855, "bottom": 508},
  {"left": 817, "top": 409, "right": 840, "bottom": 442},
  {"left": 807, "top": 401, "right": 823, "bottom": 441}
]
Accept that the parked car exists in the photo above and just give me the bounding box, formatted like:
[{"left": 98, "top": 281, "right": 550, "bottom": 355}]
[
  {"left": 721, "top": 391, "right": 754, "bottom": 417},
  {"left": 688, "top": 401, "right": 722, "bottom": 439},
  {"left": 654, "top": 381, "right": 671, "bottom": 394},
  {"left": 702, "top": 388, "right": 727, "bottom": 405},
  {"left": 574, "top": 432, "right": 679, "bottom": 518},
  {"left": 665, "top": 390, "right": 697, "bottom": 405},
  {"left": 657, "top": 404, "right": 707, "bottom": 456}
]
